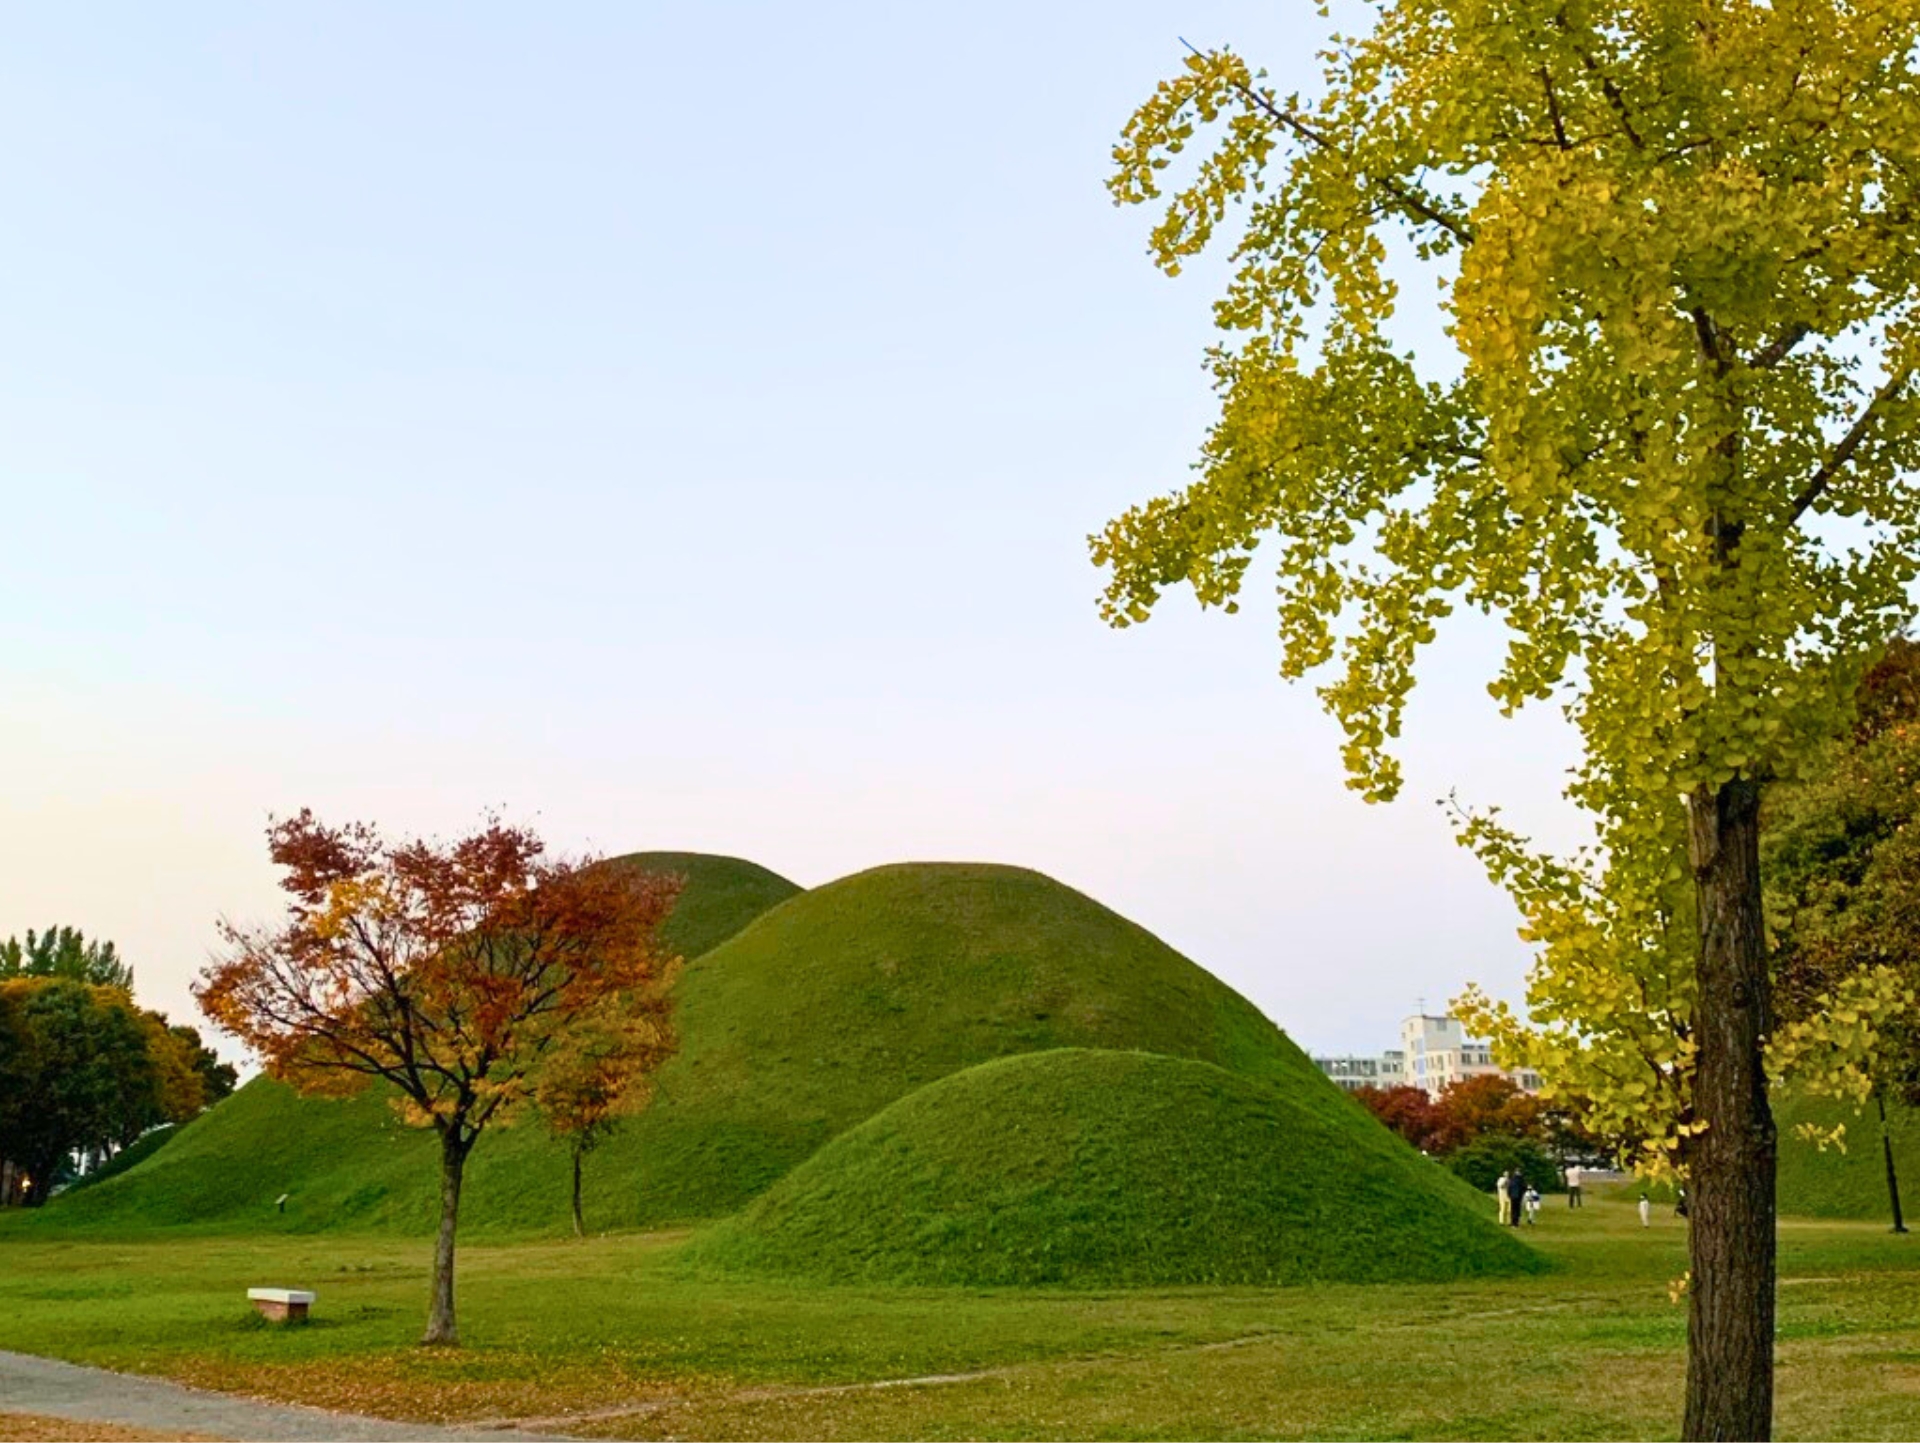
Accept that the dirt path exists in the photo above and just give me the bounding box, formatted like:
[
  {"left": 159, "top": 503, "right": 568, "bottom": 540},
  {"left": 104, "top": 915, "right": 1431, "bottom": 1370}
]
[{"left": 0, "top": 1352, "right": 557, "bottom": 1442}]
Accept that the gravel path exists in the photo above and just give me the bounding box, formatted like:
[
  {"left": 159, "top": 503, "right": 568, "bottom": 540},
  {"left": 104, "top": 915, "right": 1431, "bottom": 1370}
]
[{"left": 0, "top": 1352, "right": 556, "bottom": 1442}]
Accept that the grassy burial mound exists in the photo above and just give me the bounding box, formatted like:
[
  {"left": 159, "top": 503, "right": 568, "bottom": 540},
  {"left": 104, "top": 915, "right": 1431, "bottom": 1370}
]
[
  {"left": 1775, "top": 1089, "right": 1920, "bottom": 1224},
  {"left": 601, "top": 851, "right": 802, "bottom": 962},
  {"left": 35, "top": 851, "right": 802, "bottom": 1235},
  {"left": 691, "top": 1048, "right": 1543, "bottom": 1287},
  {"left": 621, "top": 862, "right": 1332, "bottom": 1224},
  {"left": 39, "top": 861, "right": 1332, "bottom": 1235}
]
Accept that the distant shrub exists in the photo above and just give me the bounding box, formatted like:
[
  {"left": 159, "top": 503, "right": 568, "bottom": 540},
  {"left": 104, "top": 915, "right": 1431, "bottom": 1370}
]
[{"left": 1445, "top": 1136, "right": 1560, "bottom": 1194}]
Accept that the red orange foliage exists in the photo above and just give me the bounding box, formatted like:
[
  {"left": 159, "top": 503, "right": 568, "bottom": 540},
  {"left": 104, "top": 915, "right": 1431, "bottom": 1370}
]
[{"left": 195, "top": 810, "right": 681, "bottom": 1343}]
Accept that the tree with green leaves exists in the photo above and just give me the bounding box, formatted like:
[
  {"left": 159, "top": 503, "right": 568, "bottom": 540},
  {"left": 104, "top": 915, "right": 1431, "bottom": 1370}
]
[
  {"left": 1764, "top": 636, "right": 1920, "bottom": 1231},
  {"left": 1096, "top": 8, "right": 1920, "bottom": 1436},
  {"left": 0, "top": 979, "right": 160, "bottom": 1203},
  {"left": 0, "top": 927, "right": 133, "bottom": 989}
]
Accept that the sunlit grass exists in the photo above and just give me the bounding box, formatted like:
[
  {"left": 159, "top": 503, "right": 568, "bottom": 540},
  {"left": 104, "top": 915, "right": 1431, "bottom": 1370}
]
[{"left": 3, "top": 1190, "right": 1915, "bottom": 1440}]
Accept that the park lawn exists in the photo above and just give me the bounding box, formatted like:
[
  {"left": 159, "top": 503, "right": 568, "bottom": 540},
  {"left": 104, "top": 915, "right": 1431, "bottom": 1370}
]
[{"left": 0, "top": 1193, "right": 1916, "bottom": 1440}]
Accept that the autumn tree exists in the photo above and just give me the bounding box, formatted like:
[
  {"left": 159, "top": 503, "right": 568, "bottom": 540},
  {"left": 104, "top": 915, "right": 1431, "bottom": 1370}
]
[
  {"left": 1763, "top": 635, "right": 1920, "bottom": 1230},
  {"left": 1426, "top": 1075, "right": 1546, "bottom": 1156},
  {"left": 533, "top": 989, "right": 677, "bottom": 1238},
  {"left": 196, "top": 812, "right": 680, "bottom": 1346},
  {"left": 1097, "top": 9, "right": 1920, "bottom": 1436},
  {"left": 1353, "top": 1083, "right": 1440, "bottom": 1151}
]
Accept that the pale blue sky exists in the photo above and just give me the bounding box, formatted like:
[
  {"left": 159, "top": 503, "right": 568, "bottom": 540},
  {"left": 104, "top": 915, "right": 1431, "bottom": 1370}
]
[{"left": 0, "top": 2, "right": 1584, "bottom": 1060}]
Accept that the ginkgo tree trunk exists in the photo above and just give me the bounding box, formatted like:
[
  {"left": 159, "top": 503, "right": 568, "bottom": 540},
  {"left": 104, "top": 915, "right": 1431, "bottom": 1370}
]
[{"left": 1096, "top": 7, "right": 1920, "bottom": 1438}]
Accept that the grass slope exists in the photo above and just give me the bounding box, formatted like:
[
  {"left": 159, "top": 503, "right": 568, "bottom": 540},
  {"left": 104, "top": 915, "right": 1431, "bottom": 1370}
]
[
  {"left": 44, "top": 863, "right": 1331, "bottom": 1236},
  {"left": 689, "top": 1048, "right": 1542, "bottom": 1286},
  {"left": 602, "top": 851, "right": 802, "bottom": 962},
  {"left": 1775, "top": 1089, "right": 1920, "bottom": 1224},
  {"left": 40, "top": 852, "right": 802, "bottom": 1236},
  {"left": 622, "top": 862, "right": 1333, "bottom": 1225}
]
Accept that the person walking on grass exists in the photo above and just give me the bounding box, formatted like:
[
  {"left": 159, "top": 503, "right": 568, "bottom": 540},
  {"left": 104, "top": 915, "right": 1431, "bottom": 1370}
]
[
  {"left": 1638, "top": 1192, "right": 1652, "bottom": 1228},
  {"left": 1524, "top": 1185, "right": 1541, "bottom": 1225},
  {"left": 1505, "top": 1168, "right": 1527, "bottom": 1228},
  {"left": 1496, "top": 1170, "right": 1511, "bottom": 1225},
  {"left": 1566, "top": 1162, "right": 1583, "bottom": 1208}
]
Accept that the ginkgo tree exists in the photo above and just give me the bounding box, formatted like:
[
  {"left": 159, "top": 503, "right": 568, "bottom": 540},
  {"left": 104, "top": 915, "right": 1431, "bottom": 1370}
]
[{"left": 1094, "top": 4, "right": 1920, "bottom": 1437}]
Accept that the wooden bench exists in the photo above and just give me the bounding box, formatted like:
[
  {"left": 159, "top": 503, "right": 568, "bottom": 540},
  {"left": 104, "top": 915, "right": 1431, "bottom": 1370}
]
[{"left": 247, "top": 1288, "right": 315, "bottom": 1322}]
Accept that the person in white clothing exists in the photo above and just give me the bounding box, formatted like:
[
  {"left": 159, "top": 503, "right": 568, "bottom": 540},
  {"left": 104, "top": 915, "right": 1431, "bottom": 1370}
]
[
  {"left": 1638, "top": 1193, "right": 1652, "bottom": 1227},
  {"left": 1524, "top": 1186, "right": 1541, "bottom": 1224},
  {"left": 1496, "top": 1170, "right": 1511, "bottom": 1225},
  {"left": 1566, "top": 1163, "right": 1584, "bottom": 1208}
]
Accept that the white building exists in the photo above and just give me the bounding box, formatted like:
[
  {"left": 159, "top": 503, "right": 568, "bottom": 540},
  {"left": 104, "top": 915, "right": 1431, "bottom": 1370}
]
[
  {"left": 1400, "top": 1013, "right": 1541, "bottom": 1098},
  {"left": 1314, "top": 1015, "right": 1541, "bottom": 1098},
  {"left": 1311, "top": 1049, "right": 1406, "bottom": 1092}
]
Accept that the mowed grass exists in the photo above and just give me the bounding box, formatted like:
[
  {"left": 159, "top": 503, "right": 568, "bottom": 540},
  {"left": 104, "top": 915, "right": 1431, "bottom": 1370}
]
[
  {"left": 3, "top": 1192, "right": 1917, "bottom": 1440},
  {"left": 693, "top": 1050, "right": 1540, "bottom": 1287}
]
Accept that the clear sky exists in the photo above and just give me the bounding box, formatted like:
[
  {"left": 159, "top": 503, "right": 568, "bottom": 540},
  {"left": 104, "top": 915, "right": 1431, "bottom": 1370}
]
[{"left": 0, "top": 2, "right": 1588, "bottom": 1063}]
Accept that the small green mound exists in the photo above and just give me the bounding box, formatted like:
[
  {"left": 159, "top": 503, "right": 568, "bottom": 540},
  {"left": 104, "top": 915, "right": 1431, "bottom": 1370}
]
[
  {"left": 599, "top": 851, "right": 803, "bottom": 960},
  {"left": 689, "top": 1049, "right": 1544, "bottom": 1287},
  {"left": 1776, "top": 1090, "right": 1920, "bottom": 1223}
]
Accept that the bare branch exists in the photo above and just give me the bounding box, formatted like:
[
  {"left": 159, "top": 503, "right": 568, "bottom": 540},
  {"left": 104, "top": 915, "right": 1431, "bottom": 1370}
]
[
  {"left": 1540, "top": 66, "right": 1571, "bottom": 150},
  {"left": 1789, "top": 368, "right": 1913, "bottom": 525},
  {"left": 1751, "top": 323, "right": 1812, "bottom": 370}
]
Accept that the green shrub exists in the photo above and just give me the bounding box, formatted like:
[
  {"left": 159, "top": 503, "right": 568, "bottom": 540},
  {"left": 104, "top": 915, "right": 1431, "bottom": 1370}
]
[{"left": 1445, "top": 1136, "right": 1560, "bottom": 1195}]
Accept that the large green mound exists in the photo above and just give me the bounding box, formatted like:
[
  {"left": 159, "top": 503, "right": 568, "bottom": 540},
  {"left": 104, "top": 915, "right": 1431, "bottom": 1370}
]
[
  {"left": 41, "top": 863, "right": 1327, "bottom": 1236},
  {"left": 690, "top": 1049, "right": 1544, "bottom": 1287},
  {"left": 1776, "top": 1090, "right": 1920, "bottom": 1223},
  {"left": 600, "top": 851, "right": 802, "bottom": 961},
  {"left": 621, "top": 862, "right": 1331, "bottom": 1224}
]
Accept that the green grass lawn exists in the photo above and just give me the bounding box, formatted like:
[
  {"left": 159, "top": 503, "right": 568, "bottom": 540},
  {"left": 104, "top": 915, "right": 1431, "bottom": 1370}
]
[{"left": 4, "top": 1190, "right": 1916, "bottom": 1440}]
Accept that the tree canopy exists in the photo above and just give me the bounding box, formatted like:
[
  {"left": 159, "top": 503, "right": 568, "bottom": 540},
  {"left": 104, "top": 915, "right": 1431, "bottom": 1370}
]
[
  {"left": 197, "top": 810, "right": 681, "bottom": 1344},
  {"left": 1, "top": 927, "right": 133, "bottom": 989},
  {"left": 1765, "top": 636, "right": 1920, "bottom": 1109},
  {"left": 0, "top": 977, "right": 220, "bottom": 1204},
  {"left": 1096, "top": 4, "right": 1920, "bottom": 1433}
]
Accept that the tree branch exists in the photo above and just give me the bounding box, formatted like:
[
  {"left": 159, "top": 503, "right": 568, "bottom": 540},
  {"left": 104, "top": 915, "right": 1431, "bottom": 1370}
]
[
  {"left": 1750, "top": 323, "right": 1812, "bottom": 370},
  {"left": 1789, "top": 368, "right": 1913, "bottom": 525},
  {"left": 1182, "top": 39, "right": 1476, "bottom": 244},
  {"left": 1540, "top": 66, "right": 1571, "bottom": 150}
]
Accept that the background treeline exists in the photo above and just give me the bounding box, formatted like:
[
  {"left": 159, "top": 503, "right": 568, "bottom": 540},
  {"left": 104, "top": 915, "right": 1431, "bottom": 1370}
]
[
  {"left": 1352, "top": 1075, "right": 1592, "bottom": 1193},
  {"left": 0, "top": 928, "right": 236, "bottom": 1205}
]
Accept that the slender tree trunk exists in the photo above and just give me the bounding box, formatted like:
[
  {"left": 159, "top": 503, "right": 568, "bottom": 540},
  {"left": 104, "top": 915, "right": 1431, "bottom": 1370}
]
[
  {"left": 568, "top": 1143, "right": 583, "bottom": 1235},
  {"left": 422, "top": 1129, "right": 470, "bottom": 1347},
  {"left": 1878, "top": 1091, "right": 1907, "bottom": 1234},
  {"left": 1683, "top": 777, "right": 1776, "bottom": 1442}
]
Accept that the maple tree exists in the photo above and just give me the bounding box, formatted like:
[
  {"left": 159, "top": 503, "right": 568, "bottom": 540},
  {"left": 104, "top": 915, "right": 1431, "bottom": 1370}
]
[
  {"left": 533, "top": 988, "right": 677, "bottom": 1238},
  {"left": 1352, "top": 1084, "right": 1440, "bottom": 1152},
  {"left": 196, "top": 811, "right": 680, "bottom": 1345},
  {"left": 1425, "top": 1074, "right": 1547, "bottom": 1156},
  {"left": 1096, "top": 6, "right": 1920, "bottom": 1434}
]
